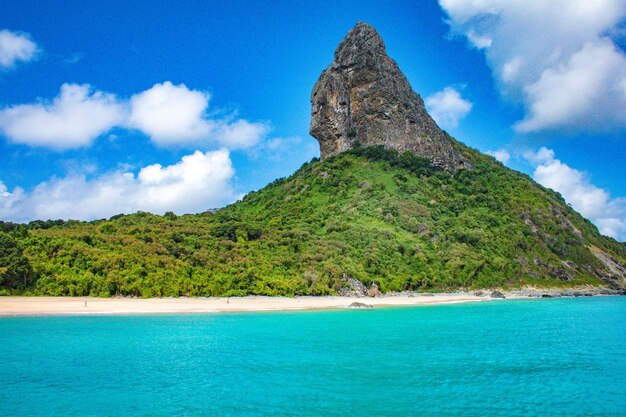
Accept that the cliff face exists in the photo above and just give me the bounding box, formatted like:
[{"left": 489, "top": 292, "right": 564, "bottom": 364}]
[{"left": 310, "top": 22, "right": 472, "bottom": 172}]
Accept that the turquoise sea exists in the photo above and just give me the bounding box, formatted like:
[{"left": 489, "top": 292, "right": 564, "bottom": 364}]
[{"left": 1, "top": 297, "right": 625, "bottom": 417}]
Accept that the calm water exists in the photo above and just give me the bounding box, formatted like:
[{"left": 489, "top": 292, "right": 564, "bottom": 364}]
[{"left": 1, "top": 297, "right": 625, "bottom": 417}]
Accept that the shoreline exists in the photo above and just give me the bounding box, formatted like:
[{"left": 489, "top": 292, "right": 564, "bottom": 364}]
[
  {"left": 1, "top": 290, "right": 623, "bottom": 317},
  {"left": 0, "top": 294, "right": 492, "bottom": 317}
]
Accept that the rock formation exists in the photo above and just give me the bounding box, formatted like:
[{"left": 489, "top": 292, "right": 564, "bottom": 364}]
[{"left": 310, "top": 22, "right": 472, "bottom": 172}]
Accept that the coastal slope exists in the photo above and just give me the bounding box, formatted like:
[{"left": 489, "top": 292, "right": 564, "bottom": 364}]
[{"left": 1, "top": 145, "right": 625, "bottom": 297}]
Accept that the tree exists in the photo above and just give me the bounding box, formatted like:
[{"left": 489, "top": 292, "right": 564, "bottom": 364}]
[{"left": 0, "top": 232, "right": 34, "bottom": 289}]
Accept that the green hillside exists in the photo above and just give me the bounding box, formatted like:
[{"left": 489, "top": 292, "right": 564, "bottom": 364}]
[{"left": 1, "top": 143, "right": 625, "bottom": 297}]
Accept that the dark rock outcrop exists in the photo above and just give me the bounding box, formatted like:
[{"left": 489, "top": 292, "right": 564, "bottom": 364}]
[
  {"left": 349, "top": 302, "right": 373, "bottom": 308},
  {"left": 590, "top": 246, "right": 626, "bottom": 289},
  {"left": 310, "top": 22, "right": 472, "bottom": 172},
  {"left": 490, "top": 291, "right": 506, "bottom": 299},
  {"left": 338, "top": 274, "right": 368, "bottom": 296}
]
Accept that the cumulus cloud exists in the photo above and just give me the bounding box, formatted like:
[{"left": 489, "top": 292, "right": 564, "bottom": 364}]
[
  {"left": 425, "top": 87, "right": 473, "bottom": 129},
  {"left": 439, "top": 0, "right": 626, "bottom": 133},
  {"left": 486, "top": 148, "right": 510, "bottom": 164},
  {"left": 515, "top": 40, "right": 626, "bottom": 132},
  {"left": 128, "top": 81, "right": 211, "bottom": 143},
  {"left": 0, "top": 84, "right": 125, "bottom": 149},
  {"left": 0, "top": 149, "right": 237, "bottom": 221},
  {"left": 210, "top": 119, "right": 270, "bottom": 150},
  {"left": 127, "top": 81, "right": 269, "bottom": 149},
  {"left": 0, "top": 81, "right": 269, "bottom": 150},
  {"left": 0, "top": 29, "right": 38, "bottom": 68},
  {"left": 524, "top": 147, "right": 626, "bottom": 240}
]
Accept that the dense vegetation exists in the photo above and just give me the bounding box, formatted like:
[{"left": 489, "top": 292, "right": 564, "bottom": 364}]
[{"left": 1, "top": 145, "right": 625, "bottom": 297}]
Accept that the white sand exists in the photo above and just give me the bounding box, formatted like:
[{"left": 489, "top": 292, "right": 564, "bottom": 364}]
[{"left": 0, "top": 294, "right": 494, "bottom": 317}]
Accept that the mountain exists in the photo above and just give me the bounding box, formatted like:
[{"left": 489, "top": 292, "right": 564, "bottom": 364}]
[
  {"left": 1, "top": 23, "right": 625, "bottom": 297},
  {"left": 311, "top": 22, "right": 470, "bottom": 172}
]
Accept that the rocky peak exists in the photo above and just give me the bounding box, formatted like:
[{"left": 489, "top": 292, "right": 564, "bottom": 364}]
[{"left": 310, "top": 22, "right": 472, "bottom": 172}]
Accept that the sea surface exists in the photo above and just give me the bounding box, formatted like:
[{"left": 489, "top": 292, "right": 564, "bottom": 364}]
[{"left": 1, "top": 297, "right": 625, "bottom": 417}]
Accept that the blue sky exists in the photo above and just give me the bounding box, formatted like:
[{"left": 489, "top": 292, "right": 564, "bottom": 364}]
[{"left": 1, "top": 0, "right": 625, "bottom": 240}]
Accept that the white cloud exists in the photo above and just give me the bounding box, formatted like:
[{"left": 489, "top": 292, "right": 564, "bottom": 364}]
[
  {"left": 265, "top": 137, "right": 291, "bottom": 151},
  {"left": 0, "top": 84, "right": 125, "bottom": 149},
  {"left": 524, "top": 147, "right": 626, "bottom": 240},
  {"left": 439, "top": 0, "right": 626, "bottom": 133},
  {"left": 466, "top": 30, "right": 492, "bottom": 49},
  {"left": 128, "top": 81, "right": 269, "bottom": 149},
  {"left": 128, "top": 81, "right": 212, "bottom": 143},
  {"left": 209, "top": 118, "right": 270, "bottom": 150},
  {"left": 501, "top": 56, "right": 523, "bottom": 83},
  {"left": 515, "top": 40, "right": 626, "bottom": 132},
  {"left": 0, "top": 29, "right": 37, "bottom": 68},
  {"left": 0, "top": 149, "right": 237, "bottom": 221},
  {"left": 0, "top": 81, "right": 270, "bottom": 150},
  {"left": 425, "top": 87, "right": 473, "bottom": 129},
  {"left": 486, "top": 148, "right": 510, "bottom": 164}
]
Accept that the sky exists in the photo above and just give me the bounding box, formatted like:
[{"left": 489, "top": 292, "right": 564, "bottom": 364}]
[{"left": 0, "top": 0, "right": 625, "bottom": 240}]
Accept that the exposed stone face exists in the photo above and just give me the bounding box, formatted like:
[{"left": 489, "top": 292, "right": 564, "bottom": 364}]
[{"left": 310, "top": 22, "right": 472, "bottom": 172}]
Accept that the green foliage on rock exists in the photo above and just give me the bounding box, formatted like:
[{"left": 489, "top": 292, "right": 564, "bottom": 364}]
[{"left": 1, "top": 144, "right": 624, "bottom": 297}]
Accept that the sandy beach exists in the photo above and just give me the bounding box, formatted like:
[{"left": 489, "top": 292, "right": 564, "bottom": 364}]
[{"left": 0, "top": 294, "right": 495, "bottom": 317}]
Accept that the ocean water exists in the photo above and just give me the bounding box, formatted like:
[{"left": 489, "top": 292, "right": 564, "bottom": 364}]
[{"left": 1, "top": 297, "right": 625, "bottom": 417}]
